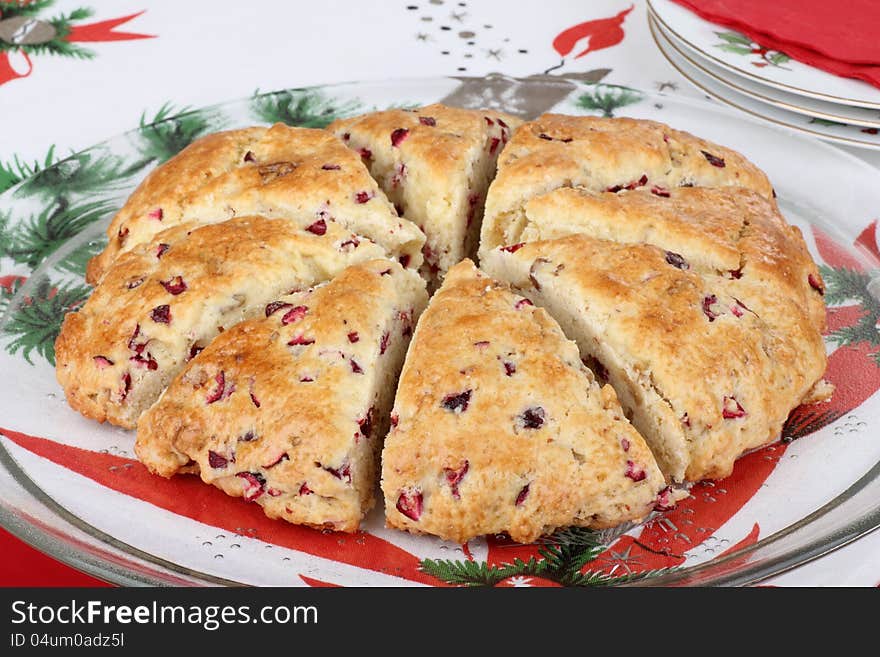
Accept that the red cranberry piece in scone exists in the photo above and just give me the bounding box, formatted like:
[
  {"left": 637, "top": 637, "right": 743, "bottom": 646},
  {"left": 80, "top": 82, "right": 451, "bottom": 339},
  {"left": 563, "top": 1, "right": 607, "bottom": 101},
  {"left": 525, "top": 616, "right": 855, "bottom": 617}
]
[
  {"left": 135, "top": 260, "right": 428, "bottom": 532},
  {"left": 381, "top": 260, "right": 666, "bottom": 544}
]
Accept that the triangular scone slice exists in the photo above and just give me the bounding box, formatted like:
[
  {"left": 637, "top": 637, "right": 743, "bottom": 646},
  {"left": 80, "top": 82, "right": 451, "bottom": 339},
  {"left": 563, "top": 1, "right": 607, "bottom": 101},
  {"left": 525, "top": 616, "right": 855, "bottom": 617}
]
[
  {"left": 136, "top": 261, "right": 427, "bottom": 532},
  {"left": 381, "top": 260, "right": 667, "bottom": 544},
  {"left": 328, "top": 104, "right": 522, "bottom": 288},
  {"left": 87, "top": 123, "right": 424, "bottom": 284},
  {"left": 57, "top": 215, "right": 389, "bottom": 429},
  {"left": 482, "top": 234, "right": 828, "bottom": 483},
  {"left": 479, "top": 114, "right": 775, "bottom": 257},
  {"left": 502, "top": 186, "right": 826, "bottom": 333}
]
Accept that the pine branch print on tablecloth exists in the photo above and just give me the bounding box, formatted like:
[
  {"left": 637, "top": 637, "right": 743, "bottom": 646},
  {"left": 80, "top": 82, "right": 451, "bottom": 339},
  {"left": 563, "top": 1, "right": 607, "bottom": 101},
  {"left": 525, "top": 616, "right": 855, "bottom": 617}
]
[
  {"left": 574, "top": 83, "right": 643, "bottom": 118},
  {"left": 820, "top": 264, "right": 880, "bottom": 362},
  {"left": 1, "top": 197, "right": 115, "bottom": 270},
  {"left": 0, "top": 146, "right": 57, "bottom": 195},
  {"left": 0, "top": 0, "right": 55, "bottom": 19},
  {"left": 419, "top": 527, "right": 676, "bottom": 587},
  {"left": 0, "top": 2, "right": 153, "bottom": 86},
  {"left": 12, "top": 148, "right": 137, "bottom": 200},
  {"left": 135, "top": 103, "right": 227, "bottom": 165},
  {"left": 249, "top": 89, "right": 363, "bottom": 128},
  {"left": 1, "top": 275, "right": 90, "bottom": 365},
  {"left": 0, "top": 4, "right": 94, "bottom": 60}
]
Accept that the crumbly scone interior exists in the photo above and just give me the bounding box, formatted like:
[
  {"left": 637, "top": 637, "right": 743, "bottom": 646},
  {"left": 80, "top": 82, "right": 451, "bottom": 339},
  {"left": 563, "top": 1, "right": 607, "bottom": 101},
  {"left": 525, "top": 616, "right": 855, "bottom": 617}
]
[{"left": 329, "top": 106, "right": 517, "bottom": 289}]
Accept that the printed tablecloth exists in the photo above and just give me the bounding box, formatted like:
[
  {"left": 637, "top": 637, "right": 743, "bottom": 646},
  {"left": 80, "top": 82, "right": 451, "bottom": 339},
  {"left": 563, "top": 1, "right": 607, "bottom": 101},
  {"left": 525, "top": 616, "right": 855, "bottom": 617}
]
[{"left": 1, "top": 0, "right": 877, "bottom": 587}]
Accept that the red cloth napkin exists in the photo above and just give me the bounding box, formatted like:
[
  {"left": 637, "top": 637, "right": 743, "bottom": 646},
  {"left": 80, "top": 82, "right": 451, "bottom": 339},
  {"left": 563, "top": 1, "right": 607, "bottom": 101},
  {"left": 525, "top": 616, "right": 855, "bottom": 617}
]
[
  {"left": 0, "top": 526, "right": 111, "bottom": 587},
  {"left": 671, "top": 0, "right": 880, "bottom": 89}
]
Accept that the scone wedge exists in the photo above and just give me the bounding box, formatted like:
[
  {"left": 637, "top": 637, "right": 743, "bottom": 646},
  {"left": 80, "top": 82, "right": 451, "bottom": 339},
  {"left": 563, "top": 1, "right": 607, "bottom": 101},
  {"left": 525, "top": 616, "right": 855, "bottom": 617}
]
[
  {"left": 381, "top": 260, "right": 669, "bottom": 544},
  {"left": 479, "top": 114, "right": 775, "bottom": 258},
  {"left": 329, "top": 104, "right": 522, "bottom": 287},
  {"left": 87, "top": 123, "right": 424, "bottom": 284},
  {"left": 56, "top": 215, "right": 389, "bottom": 429},
  {"left": 136, "top": 260, "right": 428, "bottom": 532},
  {"left": 482, "top": 225, "right": 828, "bottom": 483}
]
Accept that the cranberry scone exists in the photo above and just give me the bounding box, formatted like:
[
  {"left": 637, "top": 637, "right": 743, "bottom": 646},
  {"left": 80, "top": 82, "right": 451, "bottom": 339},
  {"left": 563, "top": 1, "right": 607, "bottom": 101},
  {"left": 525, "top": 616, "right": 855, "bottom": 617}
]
[
  {"left": 481, "top": 229, "right": 828, "bottom": 483},
  {"left": 56, "top": 215, "right": 389, "bottom": 429},
  {"left": 381, "top": 260, "right": 670, "bottom": 544},
  {"left": 328, "top": 104, "right": 521, "bottom": 287},
  {"left": 135, "top": 260, "right": 427, "bottom": 532},
  {"left": 478, "top": 114, "right": 775, "bottom": 258},
  {"left": 86, "top": 123, "right": 424, "bottom": 284},
  {"left": 493, "top": 185, "right": 824, "bottom": 331}
]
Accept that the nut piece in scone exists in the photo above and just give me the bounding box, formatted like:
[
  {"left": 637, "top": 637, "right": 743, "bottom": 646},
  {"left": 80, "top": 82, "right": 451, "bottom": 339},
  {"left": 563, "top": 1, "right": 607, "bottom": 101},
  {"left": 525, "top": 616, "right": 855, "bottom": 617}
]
[
  {"left": 87, "top": 123, "right": 424, "bottom": 284},
  {"left": 482, "top": 229, "right": 828, "bottom": 483},
  {"left": 136, "top": 260, "right": 428, "bottom": 532},
  {"left": 381, "top": 260, "right": 668, "bottom": 544},
  {"left": 479, "top": 114, "right": 775, "bottom": 258},
  {"left": 56, "top": 215, "right": 389, "bottom": 429},
  {"left": 329, "top": 104, "right": 522, "bottom": 289}
]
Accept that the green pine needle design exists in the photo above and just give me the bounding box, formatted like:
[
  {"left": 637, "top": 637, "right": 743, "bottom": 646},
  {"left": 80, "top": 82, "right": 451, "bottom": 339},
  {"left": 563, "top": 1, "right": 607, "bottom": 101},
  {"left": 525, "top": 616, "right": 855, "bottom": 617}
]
[
  {"left": 821, "top": 265, "right": 874, "bottom": 306},
  {"left": 250, "top": 88, "right": 363, "bottom": 128},
  {"left": 0, "top": 4, "right": 96, "bottom": 60},
  {"left": 0, "top": 0, "right": 55, "bottom": 20},
  {"left": 819, "top": 264, "right": 880, "bottom": 364},
  {"left": 0, "top": 146, "right": 57, "bottom": 195},
  {"left": 419, "top": 527, "right": 676, "bottom": 587},
  {"left": 135, "top": 103, "right": 226, "bottom": 165},
  {"left": 13, "top": 148, "right": 137, "bottom": 200},
  {"left": 419, "top": 557, "right": 544, "bottom": 587},
  {"left": 1, "top": 276, "right": 90, "bottom": 366},
  {"left": 55, "top": 234, "right": 106, "bottom": 277},
  {"left": 2, "top": 197, "right": 115, "bottom": 269},
  {"left": 574, "top": 83, "right": 644, "bottom": 118},
  {"left": 0, "top": 275, "right": 25, "bottom": 317}
]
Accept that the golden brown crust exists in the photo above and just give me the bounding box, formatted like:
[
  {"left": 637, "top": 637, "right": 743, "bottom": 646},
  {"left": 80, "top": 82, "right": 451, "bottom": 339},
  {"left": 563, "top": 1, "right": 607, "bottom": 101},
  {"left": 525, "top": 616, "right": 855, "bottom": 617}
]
[
  {"left": 329, "top": 104, "right": 522, "bottom": 286},
  {"left": 481, "top": 232, "right": 827, "bottom": 482},
  {"left": 381, "top": 260, "right": 667, "bottom": 544},
  {"left": 135, "top": 260, "right": 428, "bottom": 532},
  {"left": 480, "top": 114, "right": 775, "bottom": 258},
  {"left": 510, "top": 186, "right": 826, "bottom": 332},
  {"left": 87, "top": 124, "right": 424, "bottom": 284},
  {"left": 56, "top": 215, "right": 389, "bottom": 429}
]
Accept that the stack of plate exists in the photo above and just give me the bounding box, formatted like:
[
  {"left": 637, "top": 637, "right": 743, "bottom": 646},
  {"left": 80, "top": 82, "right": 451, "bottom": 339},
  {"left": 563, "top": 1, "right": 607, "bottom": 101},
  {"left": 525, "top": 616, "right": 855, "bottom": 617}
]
[{"left": 647, "top": 0, "right": 880, "bottom": 150}]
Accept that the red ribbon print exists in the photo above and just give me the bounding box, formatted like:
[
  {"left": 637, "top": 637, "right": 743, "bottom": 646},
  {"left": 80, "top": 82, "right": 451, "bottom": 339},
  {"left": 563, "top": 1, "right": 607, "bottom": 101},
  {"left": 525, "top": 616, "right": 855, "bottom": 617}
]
[
  {"left": 552, "top": 4, "right": 634, "bottom": 60},
  {"left": 65, "top": 11, "right": 153, "bottom": 43}
]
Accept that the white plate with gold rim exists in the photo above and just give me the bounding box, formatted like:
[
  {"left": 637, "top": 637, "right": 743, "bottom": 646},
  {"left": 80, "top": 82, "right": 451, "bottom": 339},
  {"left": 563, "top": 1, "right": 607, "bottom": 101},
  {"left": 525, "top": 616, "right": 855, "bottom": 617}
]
[
  {"left": 647, "top": 6, "right": 880, "bottom": 129},
  {"left": 648, "top": 0, "right": 880, "bottom": 111},
  {"left": 650, "top": 17, "right": 880, "bottom": 151}
]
